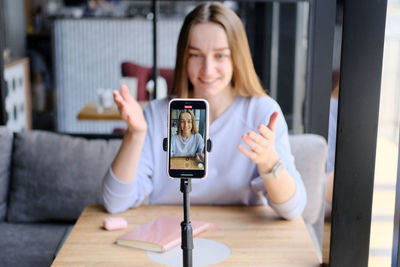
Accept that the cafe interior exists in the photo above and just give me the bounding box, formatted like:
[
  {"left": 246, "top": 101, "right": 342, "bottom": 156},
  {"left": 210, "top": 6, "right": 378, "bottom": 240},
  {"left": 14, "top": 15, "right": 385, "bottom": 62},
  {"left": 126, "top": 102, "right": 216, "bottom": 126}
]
[{"left": 1, "top": 0, "right": 399, "bottom": 266}]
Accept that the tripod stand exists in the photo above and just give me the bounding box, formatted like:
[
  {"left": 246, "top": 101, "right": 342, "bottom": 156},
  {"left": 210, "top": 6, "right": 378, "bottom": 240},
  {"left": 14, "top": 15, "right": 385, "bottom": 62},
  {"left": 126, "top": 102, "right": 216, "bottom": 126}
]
[
  {"left": 163, "top": 137, "right": 212, "bottom": 267},
  {"left": 180, "top": 178, "right": 193, "bottom": 267}
]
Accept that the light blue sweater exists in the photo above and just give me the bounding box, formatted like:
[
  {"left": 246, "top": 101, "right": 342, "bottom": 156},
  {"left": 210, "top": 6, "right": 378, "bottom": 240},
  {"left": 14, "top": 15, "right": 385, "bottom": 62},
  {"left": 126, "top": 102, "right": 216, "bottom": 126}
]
[
  {"left": 171, "top": 133, "right": 204, "bottom": 157},
  {"left": 102, "top": 95, "right": 306, "bottom": 220}
]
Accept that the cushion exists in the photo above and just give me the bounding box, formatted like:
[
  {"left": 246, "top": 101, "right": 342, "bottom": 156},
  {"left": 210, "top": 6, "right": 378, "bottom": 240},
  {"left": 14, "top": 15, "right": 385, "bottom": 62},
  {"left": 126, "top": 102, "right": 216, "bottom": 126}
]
[
  {"left": 7, "top": 130, "right": 121, "bottom": 223},
  {"left": 289, "top": 134, "right": 327, "bottom": 224},
  {"left": 0, "top": 222, "right": 70, "bottom": 267},
  {"left": 0, "top": 127, "right": 13, "bottom": 221},
  {"left": 159, "top": 67, "right": 175, "bottom": 94},
  {"left": 121, "top": 62, "right": 152, "bottom": 101},
  {"left": 121, "top": 62, "right": 174, "bottom": 100}
]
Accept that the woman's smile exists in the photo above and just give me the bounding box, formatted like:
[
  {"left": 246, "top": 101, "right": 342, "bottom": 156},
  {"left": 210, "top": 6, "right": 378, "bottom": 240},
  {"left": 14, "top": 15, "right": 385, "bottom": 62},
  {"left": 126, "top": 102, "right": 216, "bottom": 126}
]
[{"left": 199, "top": 77, "right": 219, "bottom": 86}]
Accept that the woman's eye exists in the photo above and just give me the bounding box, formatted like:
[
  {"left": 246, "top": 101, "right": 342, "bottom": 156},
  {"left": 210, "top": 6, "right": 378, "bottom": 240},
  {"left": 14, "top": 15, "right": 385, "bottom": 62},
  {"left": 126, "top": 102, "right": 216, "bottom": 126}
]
[
  {"left": 189, "top": 53, "right": 201, "bottom": 58},
  {"left": 216, "top": 54, "right": 227, "bottom": 59}
]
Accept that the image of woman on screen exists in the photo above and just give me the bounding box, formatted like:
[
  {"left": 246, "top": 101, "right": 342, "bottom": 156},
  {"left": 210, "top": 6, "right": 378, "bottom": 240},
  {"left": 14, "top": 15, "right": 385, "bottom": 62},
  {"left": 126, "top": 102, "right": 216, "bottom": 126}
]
[{"left": 171, "top": 110, "right": 205, "bottom": 158}]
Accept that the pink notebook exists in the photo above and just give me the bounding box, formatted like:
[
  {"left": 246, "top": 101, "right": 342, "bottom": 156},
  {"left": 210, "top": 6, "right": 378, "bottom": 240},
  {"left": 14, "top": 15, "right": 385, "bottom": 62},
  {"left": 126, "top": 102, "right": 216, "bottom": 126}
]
[{"left": 115, "top": 216, "right": 220, "bottom": 252}]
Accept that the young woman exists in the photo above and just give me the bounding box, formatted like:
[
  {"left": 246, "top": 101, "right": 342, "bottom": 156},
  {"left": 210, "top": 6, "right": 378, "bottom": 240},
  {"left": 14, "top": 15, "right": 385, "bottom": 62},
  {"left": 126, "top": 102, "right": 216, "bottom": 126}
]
[
  {"left": 170, "top": 110, "right": 204, "bottom": 158},
  {"left": 103, "top": 2, "right": 306, "bottom": 220}
]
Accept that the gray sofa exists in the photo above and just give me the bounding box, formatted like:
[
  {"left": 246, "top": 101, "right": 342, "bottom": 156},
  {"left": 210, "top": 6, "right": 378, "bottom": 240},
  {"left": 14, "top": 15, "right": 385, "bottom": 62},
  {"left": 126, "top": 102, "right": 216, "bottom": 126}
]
[{"left": 0, "top": 126, "right": 327, "bottom": 266}]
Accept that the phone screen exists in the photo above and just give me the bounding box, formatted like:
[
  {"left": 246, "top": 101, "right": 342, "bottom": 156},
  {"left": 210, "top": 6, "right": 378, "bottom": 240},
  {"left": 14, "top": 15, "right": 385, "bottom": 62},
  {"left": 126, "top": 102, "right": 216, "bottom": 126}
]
[{"left": 168, "top": 99, "right": 208, "bottom": 179}]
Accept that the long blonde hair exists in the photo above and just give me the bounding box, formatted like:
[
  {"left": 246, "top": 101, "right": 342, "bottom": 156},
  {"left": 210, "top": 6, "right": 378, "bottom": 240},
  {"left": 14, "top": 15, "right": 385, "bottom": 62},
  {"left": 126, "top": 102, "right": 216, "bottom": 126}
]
[{"left": 171, "top": 2, "right": 267, "bottom": 98}]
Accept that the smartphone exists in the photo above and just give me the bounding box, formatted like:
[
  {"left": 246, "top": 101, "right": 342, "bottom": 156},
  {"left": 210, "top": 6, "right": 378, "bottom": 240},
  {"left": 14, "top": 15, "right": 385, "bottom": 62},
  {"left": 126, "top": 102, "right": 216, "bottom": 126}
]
[{"left": 167, "top": 98, "right": 209, "bottom": 179}]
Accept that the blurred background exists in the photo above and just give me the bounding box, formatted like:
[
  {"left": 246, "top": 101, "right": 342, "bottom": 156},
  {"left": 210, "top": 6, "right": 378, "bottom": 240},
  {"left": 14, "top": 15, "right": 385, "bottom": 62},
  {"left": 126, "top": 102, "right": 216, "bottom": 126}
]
[{"left": 1, "top": 0, "right": 321, "bottom": 134}]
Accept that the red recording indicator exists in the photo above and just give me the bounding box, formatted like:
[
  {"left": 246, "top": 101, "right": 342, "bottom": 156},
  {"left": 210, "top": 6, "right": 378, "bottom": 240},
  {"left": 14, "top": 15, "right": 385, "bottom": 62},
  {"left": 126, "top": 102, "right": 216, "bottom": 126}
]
[{"left": 184, "top": 105, "right": 192, "bottom": 109}]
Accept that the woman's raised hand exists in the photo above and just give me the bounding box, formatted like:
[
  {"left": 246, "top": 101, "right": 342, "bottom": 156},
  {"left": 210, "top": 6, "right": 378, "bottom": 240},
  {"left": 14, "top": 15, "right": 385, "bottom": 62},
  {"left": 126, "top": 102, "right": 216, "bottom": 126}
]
[
  {"left": 113, "top": 84, "right": 148, "bottom": 133},
  {"left": 238, "top": 111, "right": 280, "bottom": 174}
]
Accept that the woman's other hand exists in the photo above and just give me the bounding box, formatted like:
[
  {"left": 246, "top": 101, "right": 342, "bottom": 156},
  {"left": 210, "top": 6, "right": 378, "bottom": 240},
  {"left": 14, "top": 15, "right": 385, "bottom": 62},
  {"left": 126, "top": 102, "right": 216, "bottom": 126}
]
[
  {"left": 113, "top": 84, "right": 148, "bottom": 134},
  {"left": 239, "top": 111, "right": 296, "bottom": 204},
  {"left": 238, "top": 111, "right": 280, "bottom": 174},
  {"left": 196, "top": 153, "right": 205, "bottom": 163}
]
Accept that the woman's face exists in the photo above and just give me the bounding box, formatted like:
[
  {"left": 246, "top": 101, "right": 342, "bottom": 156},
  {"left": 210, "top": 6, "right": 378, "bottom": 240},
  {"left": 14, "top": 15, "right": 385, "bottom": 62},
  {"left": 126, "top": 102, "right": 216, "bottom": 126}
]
[
  {"left": 187, "top": 22, "right": 233, "bottom": 99},
  {"left": 180, "top": 112, "right": 193, "bottom": 135}
]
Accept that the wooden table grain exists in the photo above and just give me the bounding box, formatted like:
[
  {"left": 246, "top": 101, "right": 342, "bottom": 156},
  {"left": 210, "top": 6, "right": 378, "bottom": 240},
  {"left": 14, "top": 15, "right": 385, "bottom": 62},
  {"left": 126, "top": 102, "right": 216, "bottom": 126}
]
[
  {"left": 52, "top": 204, "right": 320, "bottom": 267},
  {"left": 170, "top": 157, "right": 204, "bottom": 170},
  {"left": 77, "top": 101, "right": 149, "bottom": 120}
]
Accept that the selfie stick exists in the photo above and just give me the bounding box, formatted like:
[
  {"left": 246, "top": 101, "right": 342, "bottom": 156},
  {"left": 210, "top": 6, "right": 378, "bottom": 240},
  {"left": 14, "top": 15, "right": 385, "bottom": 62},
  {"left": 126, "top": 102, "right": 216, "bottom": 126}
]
[{"left": 163, "top": 138, "right": 212, "bottom": 267}]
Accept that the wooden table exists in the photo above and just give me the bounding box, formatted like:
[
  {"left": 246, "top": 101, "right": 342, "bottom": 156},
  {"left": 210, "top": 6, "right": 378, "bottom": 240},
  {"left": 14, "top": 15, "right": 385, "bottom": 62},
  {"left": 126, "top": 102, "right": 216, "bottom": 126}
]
[
  {"left": 52, "top": 205, "right": 320, "bottom": 267},
  {"left": 170, "top": 157, "right": 204, "bottom": 170},
  {"left": 77, "top": 101, "right": 149, "bottom": 120}
]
